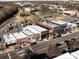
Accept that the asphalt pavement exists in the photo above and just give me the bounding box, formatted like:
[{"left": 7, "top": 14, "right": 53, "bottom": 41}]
[{"left": 30, "top": 30, "right": 79, "bottom": 53}]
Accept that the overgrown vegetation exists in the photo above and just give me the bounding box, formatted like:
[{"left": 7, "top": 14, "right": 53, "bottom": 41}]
[{"left": 0, "top": 3, "right": 18, "bottom": 25}]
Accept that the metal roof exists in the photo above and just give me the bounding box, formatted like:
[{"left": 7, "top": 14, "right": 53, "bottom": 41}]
[
  {"left": 21, "top": 28, "right": 34, "bottom": 36},
  {"left": 30, "top": 25, "right": 47, "bottom": 32},
  {"left": 3, "top": 33, "right": 17, "bottom": 45},
  {"left": 71, "top": 50, "right": 79, "bottom": 59},
  {"left": 23, "top": 26, "right": 40, "bottom": 34},
  {"left": 13, "top": 31, "right": 27, "bottom": 40},
  {"left": 54, "top": 53, "right": 75, "bottom": 59}
]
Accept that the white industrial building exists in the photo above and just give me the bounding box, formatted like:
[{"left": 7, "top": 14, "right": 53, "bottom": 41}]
[
  {"left": 22, "top": 26, "right": 41, "bottom": 40},
  {"left": 21, "top": 28, "right": 35, "bottom": 39},
  {"left": 3, "top": 33, "right": 17, "bottom": 45},
  {"left": 30, "top": 25, "right": 49, "bottom": 40},
  {"left": 30, "top": 25, "right": 47, "bottom": 33}
]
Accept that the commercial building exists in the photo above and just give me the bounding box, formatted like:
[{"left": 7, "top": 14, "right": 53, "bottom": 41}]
[
  {"left": 36, "top": 21, "right": 61, "bottom": 33},
  {"left": 52, "top": 21, "right": 77, "bottom": 28},
  {"left": 21, "top": 28, "right": 35, "bottom": 40},
  {"left": 13, "top": 31, "right": 28, "bottom": 47},
  {"left": 51, "top": 21, "right": 77, "bottom": 32},
  {"left": 30, "top": 25, "right": 49, "bottom": 40},
  {"left": 36, "top": 21, "right": 60, "bottom": 31},
  {"left": 3, "top": 33, "right": 17, "bottom": 45},
  {"left": 21, "top": 27, "right": 38, "bottom": 45},
  {"left": 45, "top": 20, "right": 77, "bottom": 38},
  {"left": 36, "top": 21, "right": 62, "bottom": 39},
  {"left": 13, "top": 31, "right": 28, "bottom": 40},
  {"left": 22, "top": 26, "right": 41, "bottom": 40},
  {"left": 48, "top": 22, "right": 62, "bottom": 32}
]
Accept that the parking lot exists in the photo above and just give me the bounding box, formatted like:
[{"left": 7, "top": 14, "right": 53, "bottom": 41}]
[{"left": 64, "top": 16, "right": 79, "bottom": 25}]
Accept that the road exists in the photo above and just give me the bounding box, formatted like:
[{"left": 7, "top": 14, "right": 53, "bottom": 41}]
[
  {"left": 30, "top": 30, "right": 79, "bottom": 53},
  {"left": 12, "top": 30, "right": 79, "bottom": 57}
]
